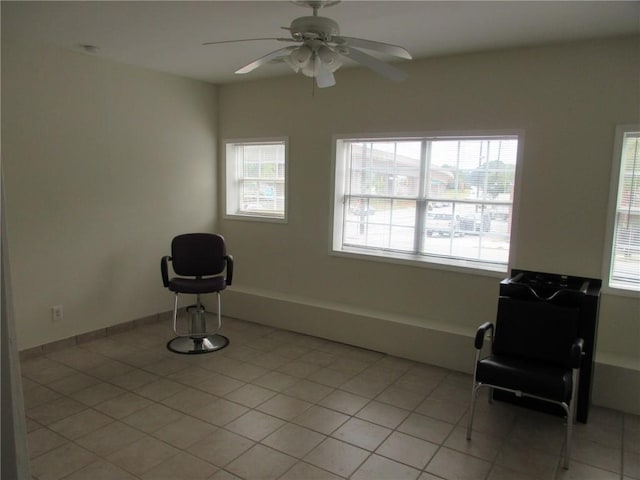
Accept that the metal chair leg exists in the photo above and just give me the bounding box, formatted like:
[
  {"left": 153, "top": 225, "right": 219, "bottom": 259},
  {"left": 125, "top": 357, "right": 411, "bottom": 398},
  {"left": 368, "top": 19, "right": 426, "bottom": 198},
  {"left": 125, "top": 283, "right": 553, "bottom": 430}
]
[
  {"left": 468, "top": 372, "right": 580, "bottom": 470},
  {"left": 467, "top": 383, "right": 480, "bottom": 440},
  {"left": 563, "top": 368, "right": 580, "bottom": 469},
  {"left": 172, "top": 294, "right": 179, "bottom": 334},
  {"left": 167, "top": 292, "right": 229, "bottom": 355}
]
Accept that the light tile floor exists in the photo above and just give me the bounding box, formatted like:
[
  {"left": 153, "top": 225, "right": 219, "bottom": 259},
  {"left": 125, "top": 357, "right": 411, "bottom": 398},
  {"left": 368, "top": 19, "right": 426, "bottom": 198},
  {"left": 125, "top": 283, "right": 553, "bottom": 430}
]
[{"left": 21, "top": 317, "right": 640, "bottom": 480}]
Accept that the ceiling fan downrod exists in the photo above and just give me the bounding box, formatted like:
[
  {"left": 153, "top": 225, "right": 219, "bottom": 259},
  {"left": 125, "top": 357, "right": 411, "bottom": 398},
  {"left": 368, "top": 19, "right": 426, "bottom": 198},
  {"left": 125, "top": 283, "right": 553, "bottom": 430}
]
[{"left": 292, "top": 0, "right": 342, "bottom": 16}]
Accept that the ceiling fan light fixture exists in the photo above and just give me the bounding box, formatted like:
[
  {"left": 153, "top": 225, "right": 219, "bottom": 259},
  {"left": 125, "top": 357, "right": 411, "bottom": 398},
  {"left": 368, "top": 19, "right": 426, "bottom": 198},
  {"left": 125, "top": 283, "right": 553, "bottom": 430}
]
[
  {"left": 290, "top": 44, "right": 312, "bottom": 66},
  {"left": 317, "top": 45, "right": 341, "bottom": 72},
  {"left": 300, "top": 54, "right": 319, "bottom": 77}
]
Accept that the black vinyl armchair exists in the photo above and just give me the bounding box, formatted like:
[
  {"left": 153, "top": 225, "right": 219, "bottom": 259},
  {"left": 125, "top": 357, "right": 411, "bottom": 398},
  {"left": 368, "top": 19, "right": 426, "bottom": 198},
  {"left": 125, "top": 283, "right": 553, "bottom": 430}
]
[
  {"left": 466, "top": 297, "right": 583, "bottom": 469},
  {"left": 161, "top": 233, "right": 233, "bottom": 354}
]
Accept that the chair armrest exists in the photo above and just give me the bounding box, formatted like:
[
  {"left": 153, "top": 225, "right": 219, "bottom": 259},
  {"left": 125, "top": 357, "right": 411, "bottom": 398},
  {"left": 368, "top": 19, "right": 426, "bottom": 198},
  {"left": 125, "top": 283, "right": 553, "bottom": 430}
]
[
  {"left": 570, "top": 338, "right": 584, "bottom": 369},
  {"left": 161, "top": 256, "right": 171, "bottom": 288},
  {"left": 474, "top": 322, "right": 494, "bottom": 350},
  {"left": 225, "top": 255, "right": 234, "bottom": 286}
]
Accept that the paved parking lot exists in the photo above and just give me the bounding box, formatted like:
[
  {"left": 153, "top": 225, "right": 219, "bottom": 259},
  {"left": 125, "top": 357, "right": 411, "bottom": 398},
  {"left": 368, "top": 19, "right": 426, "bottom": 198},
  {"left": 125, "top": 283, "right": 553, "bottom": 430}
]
[{"left": 343, "top": 207, "right": 510, "bottom": 264}]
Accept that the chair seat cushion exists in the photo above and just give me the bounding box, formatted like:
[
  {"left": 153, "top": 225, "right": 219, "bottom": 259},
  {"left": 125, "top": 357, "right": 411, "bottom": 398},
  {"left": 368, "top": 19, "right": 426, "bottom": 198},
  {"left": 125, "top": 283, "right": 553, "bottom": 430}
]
[
  {"left": 476, "top": 355, "right": 572, "bottom": 402},
  {"left": 168, "top": 276, "right": 226, "bottom": 294}
]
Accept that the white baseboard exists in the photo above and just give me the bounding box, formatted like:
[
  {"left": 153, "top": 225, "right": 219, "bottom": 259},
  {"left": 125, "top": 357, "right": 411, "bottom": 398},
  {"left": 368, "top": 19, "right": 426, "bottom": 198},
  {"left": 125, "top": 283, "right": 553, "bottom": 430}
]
[{"left": 222, "top": 286, "right": 640, "bottom": 416}]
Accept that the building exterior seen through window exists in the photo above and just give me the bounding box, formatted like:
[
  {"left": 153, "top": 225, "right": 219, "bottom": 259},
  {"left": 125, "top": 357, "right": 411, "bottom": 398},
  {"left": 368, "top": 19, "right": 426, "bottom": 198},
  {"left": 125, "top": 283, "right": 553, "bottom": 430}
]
[
  {"left": 225, "top": 138, "right": 288, "bottom": 222},
  {"left": 332, "top": 134, "right": 520, "bottom": 272}
]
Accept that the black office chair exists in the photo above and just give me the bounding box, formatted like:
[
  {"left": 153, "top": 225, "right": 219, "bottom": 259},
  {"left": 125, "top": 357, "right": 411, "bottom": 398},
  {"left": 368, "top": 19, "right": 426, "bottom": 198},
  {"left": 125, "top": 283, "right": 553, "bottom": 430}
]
[
  {"left": 161, "top": 233, "right": 233, "bottom": 354},
  {"left": 466, "top": 297, "right": 583, "bottom": 469}
]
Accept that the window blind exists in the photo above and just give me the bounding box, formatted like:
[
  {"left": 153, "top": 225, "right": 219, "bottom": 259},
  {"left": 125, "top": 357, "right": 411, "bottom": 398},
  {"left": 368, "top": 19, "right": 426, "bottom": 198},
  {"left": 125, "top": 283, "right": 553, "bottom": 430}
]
[{"left": 610, "top": 131, "right": 640, "bottom": 290}]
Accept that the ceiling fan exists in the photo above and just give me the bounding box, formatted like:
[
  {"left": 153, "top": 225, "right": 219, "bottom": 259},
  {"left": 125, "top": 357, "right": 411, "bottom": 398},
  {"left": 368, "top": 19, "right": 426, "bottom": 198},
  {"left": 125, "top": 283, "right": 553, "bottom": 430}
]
[{"left": 203, "top": 0, "right": 412, "bottom": 88}]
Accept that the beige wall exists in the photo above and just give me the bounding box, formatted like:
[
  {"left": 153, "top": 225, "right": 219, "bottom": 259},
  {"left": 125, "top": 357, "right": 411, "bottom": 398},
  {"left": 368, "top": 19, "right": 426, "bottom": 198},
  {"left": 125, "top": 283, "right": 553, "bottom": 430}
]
[
  {"left": 2, "top": 39, "right": 218, "bottom": 349},
  {"left": 217, "top": 36, "right": 640, "bottom": 410}
]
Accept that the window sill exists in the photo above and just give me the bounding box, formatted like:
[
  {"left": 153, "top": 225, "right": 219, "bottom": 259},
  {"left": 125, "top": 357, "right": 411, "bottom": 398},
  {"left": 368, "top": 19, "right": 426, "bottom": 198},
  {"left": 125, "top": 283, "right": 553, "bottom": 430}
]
[
  {"left": 601, "top": 285, "right": 640, "bottom": 298},
  {"left": 224, "top": 213, "right": 287, "bottom": 224},
  {"left": 330, "top": 246, "right": 507, "bottom": 278}
]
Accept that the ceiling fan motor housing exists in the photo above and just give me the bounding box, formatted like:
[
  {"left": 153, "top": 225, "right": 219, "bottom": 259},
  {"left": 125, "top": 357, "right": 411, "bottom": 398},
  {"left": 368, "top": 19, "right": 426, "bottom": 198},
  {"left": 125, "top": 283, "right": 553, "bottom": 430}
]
[{"left": 290, "top": 16, "right": 339, "bottom": 41}]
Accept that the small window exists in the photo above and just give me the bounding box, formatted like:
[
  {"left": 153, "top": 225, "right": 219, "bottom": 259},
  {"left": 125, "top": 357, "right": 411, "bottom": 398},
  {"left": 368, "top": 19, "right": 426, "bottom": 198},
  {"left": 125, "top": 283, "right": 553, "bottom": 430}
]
[
  {"left": 605, "top": 126, "right": 640, "bottom": 292},
  {"left": 331, "top": 133, "right": 521, "bottom": 272},
  {"left": 224, "top": 138, "right": 288, "bottom": 222}
]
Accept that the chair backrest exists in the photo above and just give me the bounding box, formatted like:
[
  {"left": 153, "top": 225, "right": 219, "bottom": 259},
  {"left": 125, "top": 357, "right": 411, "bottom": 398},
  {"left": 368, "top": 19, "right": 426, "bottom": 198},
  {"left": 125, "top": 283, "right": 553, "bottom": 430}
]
[
  {"left": 493, "top": 296, "right": 580, "bottom": 368},
  {"left": 171, "top": 233, "right": 227, "bottom": 277}
]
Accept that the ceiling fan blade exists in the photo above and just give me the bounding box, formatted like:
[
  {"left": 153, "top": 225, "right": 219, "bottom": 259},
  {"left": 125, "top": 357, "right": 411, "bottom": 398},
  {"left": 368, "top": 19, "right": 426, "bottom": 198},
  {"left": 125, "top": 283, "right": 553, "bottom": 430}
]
[
  {"left": 341, "top": 47, "right": 408, "bottom": 82},
  {"left": 332, "top": 36, "right": 412, "bottom": 60},
  {"left": 315, "top": 59, "right": 336, "bottom": 88},
  {"left": 235, "top": 46, "right": 298, "bottom": 74},
  {"left": 203, "top": 37, "right": 295, "bottom": 46}
]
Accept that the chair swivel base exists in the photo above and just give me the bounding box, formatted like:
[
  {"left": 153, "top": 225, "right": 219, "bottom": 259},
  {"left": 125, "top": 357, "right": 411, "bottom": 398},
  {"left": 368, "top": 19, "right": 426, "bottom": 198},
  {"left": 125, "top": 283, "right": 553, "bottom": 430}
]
[{"left": 167, "top": 334, "right": 229, "bottom": 354}]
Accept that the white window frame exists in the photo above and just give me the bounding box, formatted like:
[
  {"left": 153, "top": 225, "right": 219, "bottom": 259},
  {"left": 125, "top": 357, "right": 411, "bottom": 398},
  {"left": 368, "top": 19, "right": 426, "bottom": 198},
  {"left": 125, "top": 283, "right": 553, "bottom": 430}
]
[
  {"left": 603, "top": 125, "right": 640, "bottom": 295},
  {"left": 330, "top": 131, "right": 523, "bottom": 275},
  {"left": 223, "top": 137, "right": 289, "bottom": 223}
]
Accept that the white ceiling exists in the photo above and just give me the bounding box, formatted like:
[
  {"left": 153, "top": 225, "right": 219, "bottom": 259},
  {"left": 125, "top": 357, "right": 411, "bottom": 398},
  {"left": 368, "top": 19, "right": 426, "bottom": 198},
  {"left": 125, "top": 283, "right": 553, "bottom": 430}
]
[{"left": 3, "top": 1, "right": 639, "bottom": 85}]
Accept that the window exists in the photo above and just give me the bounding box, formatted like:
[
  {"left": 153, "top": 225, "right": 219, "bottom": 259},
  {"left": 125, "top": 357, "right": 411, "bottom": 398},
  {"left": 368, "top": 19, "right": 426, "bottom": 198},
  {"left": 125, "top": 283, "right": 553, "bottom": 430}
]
[
  {"left": 332, "top": 133, "right": 521, "bottom": 272},
  {"left": 605, "top": 126, "right": 640, "bottom": 292},
  {"left": 224, "top": 138, "right": 288, "bottom": 222}
]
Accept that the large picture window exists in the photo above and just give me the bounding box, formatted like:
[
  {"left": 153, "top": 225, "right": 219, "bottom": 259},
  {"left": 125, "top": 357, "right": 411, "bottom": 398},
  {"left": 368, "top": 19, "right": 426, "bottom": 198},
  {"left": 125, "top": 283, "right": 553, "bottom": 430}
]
[
  {"left": 224, "top": 138, "right": 288, "bottom": 222},
  {"left": 332, "top": 134, "right": 521, "bottom": 272},
  {"left": 605, "top": 127, "right": 640, "bottom": 292}
]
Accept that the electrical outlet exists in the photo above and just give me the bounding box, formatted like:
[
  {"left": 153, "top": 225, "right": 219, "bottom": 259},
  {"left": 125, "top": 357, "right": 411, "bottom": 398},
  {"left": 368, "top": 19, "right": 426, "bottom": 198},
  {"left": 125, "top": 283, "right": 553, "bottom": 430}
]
[{"left": 51, "top": 305, "right": 63, "bottom": 322}]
